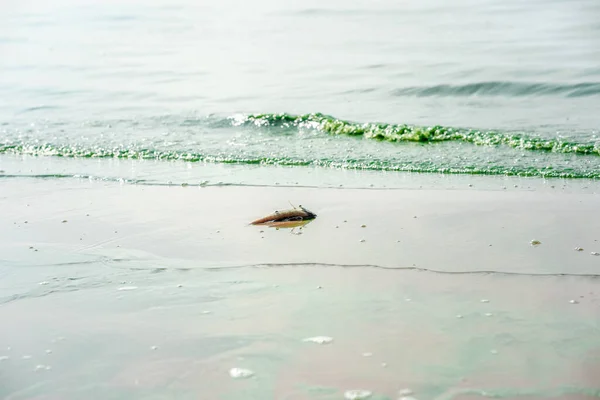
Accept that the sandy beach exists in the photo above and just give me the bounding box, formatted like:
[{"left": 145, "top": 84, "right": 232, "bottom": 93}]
[{"left": 1, "top": 172, "right": 599, "bottom": 399}]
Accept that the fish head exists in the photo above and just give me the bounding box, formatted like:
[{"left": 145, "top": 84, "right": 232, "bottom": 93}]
[{"left": 299, "top": 205, "right": 317, "bottom": 219}]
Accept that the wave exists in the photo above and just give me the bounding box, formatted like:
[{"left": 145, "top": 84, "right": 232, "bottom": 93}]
[
  {"left": 1, "top": 113, "right": 599, "bottom": 179},
  {"left": 391, "top": 81, "right": 600, "bottom": 97},
  {"left": 1, "top": 143, "right": 599, "bottom": 179},
  {"left": 238, "top": 113, "right": 600, "bottom": 156}
]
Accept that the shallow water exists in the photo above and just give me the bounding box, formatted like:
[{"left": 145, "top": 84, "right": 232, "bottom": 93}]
[
  {"left": 1, "top": 0, "right": 600, "bottom": 179},
  {"left": 1, "top": 261, "right": 600, "bottom": 399}
]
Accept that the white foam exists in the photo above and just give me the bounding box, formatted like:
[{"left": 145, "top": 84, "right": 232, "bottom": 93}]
[
  {"left": 229, "top": 368, "right": 254, "bottom": 379},
  {"left": 398, "top": 389, "right": 413, "bottom": 396},
  {"left": 118, "top": 286, "right": 138, "bottom": 291},
  {"left": 303, "top": 336, "right": 333, "bottom": 344},
  {"left": 344, "top": 390, "right": 372, "bottom": 399}
]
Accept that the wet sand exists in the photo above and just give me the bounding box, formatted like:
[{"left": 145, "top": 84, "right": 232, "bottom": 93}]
[{"left": 1, "top": 178, "right": 599, "bottom": 399}]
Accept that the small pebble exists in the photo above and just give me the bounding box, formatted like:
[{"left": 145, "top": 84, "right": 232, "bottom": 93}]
[
  {"left": 344, "top": 390, "right": 372, "bottom": 400},
  {"left": 575, "top": 247, "right": 584, "bottom": 252},
  {"left": 45, "top": 349, "right": 52, "bottom": 354},
  {"left": 303, "top": 336, "right": 333, "bottom": 344},
  {"left": 177, "top": 284, "right": 183, "bottom": 288},
  {"left": 569, "top": 300, "right": 578, "bottom": 304},
  {"left": 39, "top": 281, "right": 49, "bottom": 286},
  {"left": 151, "top": 346, "right": 158, "bottom": 350},
  {"left": 316, "top": 285, "right": 322, "bottom": 289},
  {"left": 336, "top": 226, "right": 339, "bottom": 228},
  {"left": 398, "top": 389, "right": 414, "bottom": 396},
  {"left": 456, "top": 314, "right": 463, "bottom": 319},
  {"left": 360, "top": 239, "right": 365, "bottom": 243},
  {"left": 591, "top": 252, "right": 599, "bottom": 256},
  {"left": 530, "top": 240, "right": 541, "bottom": 246},
  {"left": 229, "top": 368, "right": 254, "bottom": 379},
  {"left": 480, "top": 299, "right": 490, "bottom": 303},
  {"left": 361, "top": 224, "right": 366, "bottom": 228},
  {"left": 61, "top": 220, "right": 67, "bottom": 223}
]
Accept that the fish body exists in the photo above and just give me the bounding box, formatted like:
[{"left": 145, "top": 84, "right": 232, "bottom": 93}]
[{"left": 250, "top": 206, "right": 317, "bottom": 225}]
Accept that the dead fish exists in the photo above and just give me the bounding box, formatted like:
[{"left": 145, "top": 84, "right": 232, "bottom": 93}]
[{"left": 250, "top": 205, "right": 317, "bottom": 226}]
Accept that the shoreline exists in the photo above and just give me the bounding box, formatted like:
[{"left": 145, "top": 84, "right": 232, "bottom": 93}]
[{"left": 1, "top": 175, "right": 599, "bottom": 399}]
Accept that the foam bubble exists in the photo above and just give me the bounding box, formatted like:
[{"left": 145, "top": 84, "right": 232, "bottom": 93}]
[
  {"left": 344, "top": 389, "right": 372, "bottom": 399},
  {"left": 118, "top": 286, "right": 138, "bottom": 291},
  {"left": 303, "top": 336, "right": 333, "bottom": 344},
  {"left": 229, "top": 368, "right": 254, "bottom": 379}
]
